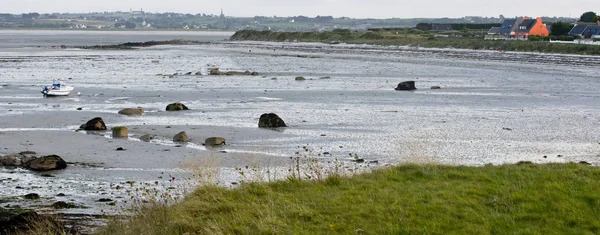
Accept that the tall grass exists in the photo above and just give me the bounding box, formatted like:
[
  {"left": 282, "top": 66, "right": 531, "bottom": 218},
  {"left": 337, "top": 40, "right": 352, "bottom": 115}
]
[{"left": 96, "top": 162, "right": 600, "bottom": 234}]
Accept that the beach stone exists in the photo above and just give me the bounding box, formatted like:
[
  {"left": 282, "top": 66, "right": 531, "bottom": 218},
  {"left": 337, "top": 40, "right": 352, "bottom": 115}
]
[
  {"left": 395, "top": 81, "right": 416, "bottom": 91},
  {"left": 166, "top": 102, "right": 189, "bottom": 111},
  {"left": 319, "top": 76, "right": 331, "bottom": 79},
  {"left": 209, "top": 68, "right": 224, "bottom": 75},
  {"left": 251, "top": 72, "right": 259, "bottom": 76},
  {"left": 205, "top": 137, "right": 226, "bottom": 146},
  {"left": 258, "top": 113, "right": 287, "bottom": 128},
  {"left": 25, "top": 155, "right": 67, "bottom": 171},
  {"left": 80, "top": 117, "right": 107, "bottom": 131},
  {"left": 0, "top": 155, "right": 21, "bottom": 167},
  {"left": 173, "top": 131, "right": 189, "bottom": 142},
  {"left": 295, "top": 76, "right": 306, "bottom": 81},
  {"left": 118, "top": 108, "right": 144, "bottom": 116},
  {"left": 430, "top": 86, "right": 441, "bottom": 89},
  {"left": 112, "top": 126, "right": 129, "bottom": 138},
  {"left": 139, "top": 134, "right": 154, "bottom": 142},
  {"left": 23, "top": 193, "right": 40, "bottom": 200},
  {"left": 52, "top": 201, "right": 71, "bottom": 209}
]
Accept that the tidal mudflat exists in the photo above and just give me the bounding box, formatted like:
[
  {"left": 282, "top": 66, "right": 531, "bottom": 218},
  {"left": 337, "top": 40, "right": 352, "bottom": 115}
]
[{"left": 1, "top": 30, "right": 599, "bottom": 231}]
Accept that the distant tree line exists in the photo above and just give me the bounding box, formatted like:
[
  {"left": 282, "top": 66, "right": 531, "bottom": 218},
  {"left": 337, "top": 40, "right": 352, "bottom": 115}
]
[{"left": 415, "top": 23, "right": 501, "bottom": 30}]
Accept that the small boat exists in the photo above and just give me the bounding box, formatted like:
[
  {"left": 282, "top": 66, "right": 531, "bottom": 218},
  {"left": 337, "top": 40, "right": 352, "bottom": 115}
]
[{"left": 41, "top": 81, "right": 74, "bottom": 96}]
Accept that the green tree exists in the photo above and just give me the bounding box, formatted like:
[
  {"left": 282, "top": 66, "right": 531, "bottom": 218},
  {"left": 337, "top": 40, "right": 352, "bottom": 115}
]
[
  {"left": 579, "top": 11, "right": 598, "bottom": 22},
  {"left": 550, "top": 22, "right": 572, "bottom": 36}
]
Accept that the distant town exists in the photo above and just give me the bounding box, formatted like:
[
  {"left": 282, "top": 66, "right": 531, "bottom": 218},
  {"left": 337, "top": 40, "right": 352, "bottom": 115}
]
[{"left": 0, "top": 9, "right": 580, "bottom": 32}]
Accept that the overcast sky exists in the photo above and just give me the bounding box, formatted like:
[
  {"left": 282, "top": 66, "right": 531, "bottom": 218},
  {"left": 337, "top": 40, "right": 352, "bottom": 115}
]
[{"left": 1, "top": 0, "right": 596, "bottom": 18}]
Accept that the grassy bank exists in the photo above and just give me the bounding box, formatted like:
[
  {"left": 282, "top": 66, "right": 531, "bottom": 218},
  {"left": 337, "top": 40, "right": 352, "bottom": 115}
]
[
  {"left": 230, "top": 30, "right": 600, "bottom": 55},
  {"left": 97, "top": 162, "right": 600, "bottom": 234}
]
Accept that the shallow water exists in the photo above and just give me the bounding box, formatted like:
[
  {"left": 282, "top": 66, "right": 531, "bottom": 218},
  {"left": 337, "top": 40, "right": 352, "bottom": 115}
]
[{"left": 1, "top": 31, "right": 600, "bottom": 228}]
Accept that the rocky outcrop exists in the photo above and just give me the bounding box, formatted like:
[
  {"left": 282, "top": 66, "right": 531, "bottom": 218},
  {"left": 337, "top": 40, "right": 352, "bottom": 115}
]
[
  {"left": 24, "top": 155, "right": 67, "bottom": 171},
  {"left": 210, "top": 68, "right": 259, "bottom": 76},
  {"left": 258, "top": 113, "right": 287, "bottom": 128},
  {"left": 166, "top": 103, "right": 189, "bottom": 111},
  {"left": 112, "top": 126, "right": 129, "bottom": 138},
  {"left": 205, "top": 137, "right": 226, "bottom": 146},
  {"left": 118, "top": 108, "right": 144, "bottom": 116},
  {"left": 80, "top": 117, "right": 107, "bottom": 131},
  {"left": 394, "top": 81, "right": 416, "bottom": 91},
  {"left": 173, "top": 131, "right": 189, "bottom": 142}
]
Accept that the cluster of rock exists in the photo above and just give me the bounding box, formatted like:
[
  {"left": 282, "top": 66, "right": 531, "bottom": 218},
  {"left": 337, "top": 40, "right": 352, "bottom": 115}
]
[
  {"left": 209, "top": 68, "right": 259, "bottom": 76},
  {"left": 0, "top": 152, "right": 67, "bottom": 171},
  {"left": 77, "top": 103, "right": 287, "bottom": 150},
  {"left": 156, "top": 71, "right": 203, "bottom": 77}
]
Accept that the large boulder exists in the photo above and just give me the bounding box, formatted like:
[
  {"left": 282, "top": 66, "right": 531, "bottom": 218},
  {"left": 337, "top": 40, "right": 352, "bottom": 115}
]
[
  {"left": 24, "top": 155, "right": 67, "bottom": 171},
  {"left": 0, "top": 155, "right": 21, "bottom": 167},
  {"left": 118, "top": 108, "right": 144, "bottom": 116},
  {"left": 166, "top": 103, "right": 189, "bottom": 111},
  {"left": 112, "top": 126, "right": 129, "bottom": 138},
  {"left": 205, "top": 137, "right": 226, "bottom": 146},
  {"left": 173, "top": 131, "right": 189, "bottom": 142},
  {"left": 295, "top": 76, "right": 306, "bottom": 81},
  {"left": 395, "top": 81, "right": 416, "bottom": 91},
  {"left": 80, "top": 117, "right": 107, "bottom": 131},
  {"left": 258, "top": 113, "right": 287, "bottom": 128}
]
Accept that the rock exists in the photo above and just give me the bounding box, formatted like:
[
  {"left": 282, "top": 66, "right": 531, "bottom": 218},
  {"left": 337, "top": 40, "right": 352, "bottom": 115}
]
[
  {"left": 579, "top": 161, "right": 592, "bottom": 165},
  {"left": 295, "top": 76, "right": 306, "bottom": 81},
  {"left": 0, "top": 155, "right": 21, "bottom": 167},
  {"left": 209, "top": 68, "right": 224, "bottom": 75},
  {"left": 80, "top": 117, "right": 107, "bottom": 131},
  {"left": 195, "top": 72, "right": 202, "bottom": 76},
  {"left": 251, "top": 72, "right": 259, "bottom": 76},
  {"left": 430, "top": 86, "right": 441, "bottom": 89},
  {"left": 97, "top": 198, "right": 112, "bottom": 202},
  {"left": 19, "top": 151, "right": 36, "bottom": 155},
  {"left": 24, "top": 155, "right": 67, "bottom": 171},
  {"left": 166, "top": 102, "right": 189, "bottom": 111},
  {"left": 394, "top": 81, "right": 416, "bottom": 91},
  {"left": 0, "top": 210, "right": 42, "bottom": 234},
  {"left": 139, "top": 134, "right": 154, "bottom": 142},
  {"left": 116, "top": 147, "right": 125, "bottom": 151},
  {"left": 76, "top": 107, "right": 83, "bottom": 110},
  {"left": 185, "top": 72, "right": 192, "bottom": 75},
  {"left": 118, "top": 108, "right": 144, "bottom": 116},
  {"left": 112, "top": 126, "right": 129, "bottom": 138},
  {"left": 258, "top": 113, "right": 287, "bottom": 128},
  {"left": 205, "top": 137, "right": 226, "bottom": 146},
  {"left": 52, "top": 201, "right": 70, "bottom": 209},
  {"left": 23, "top": 193, "right": 40, "bottom": 200},
  {"left": 271, "top": 77, "right": 278, "bottom": 80},
  {"left": 173, "top": 131, "right": 189, "bottom": 142},
  {"left": 319, "top": 76, "right": 331, "bottom": 79}
]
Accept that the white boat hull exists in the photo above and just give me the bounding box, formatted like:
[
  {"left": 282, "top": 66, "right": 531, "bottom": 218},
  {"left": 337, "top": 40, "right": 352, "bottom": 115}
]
[{"left": 41, "top": 85, "right": 74, "bottom": 96}]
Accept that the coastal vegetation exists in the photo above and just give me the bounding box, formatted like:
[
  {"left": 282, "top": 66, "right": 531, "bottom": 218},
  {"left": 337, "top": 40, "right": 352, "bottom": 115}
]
[
  {"left": 230, "top": 29, "right": 600, "bottom": 55},
  {"left": 96, "top": 162, "right": 600, "bottom": 234}
]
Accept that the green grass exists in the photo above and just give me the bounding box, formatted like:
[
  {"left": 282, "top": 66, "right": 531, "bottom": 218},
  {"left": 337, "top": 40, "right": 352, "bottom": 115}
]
[
  {"left": 97, "top": 163, "right": 600, "bottom": 235},
  {"left": 230, "top": 30, "right": 600, "bottom": 55}
]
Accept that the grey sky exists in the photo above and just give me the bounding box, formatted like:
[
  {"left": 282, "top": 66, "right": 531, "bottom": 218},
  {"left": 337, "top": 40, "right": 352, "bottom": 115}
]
[{"left": 1, "top": 0, "right": 596, "bottom": 18}]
